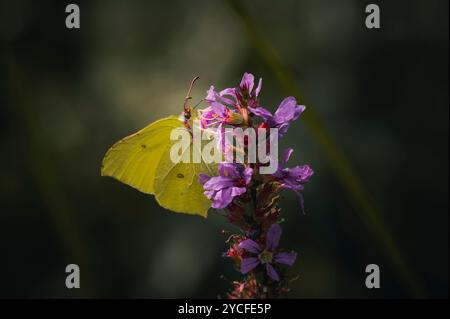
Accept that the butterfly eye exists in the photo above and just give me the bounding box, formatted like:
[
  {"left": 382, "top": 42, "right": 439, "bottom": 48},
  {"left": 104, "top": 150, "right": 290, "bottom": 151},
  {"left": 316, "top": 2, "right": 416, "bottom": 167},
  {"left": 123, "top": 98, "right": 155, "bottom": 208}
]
[{"left": 184, "top": 111, "right": 191, "bottom": 120}]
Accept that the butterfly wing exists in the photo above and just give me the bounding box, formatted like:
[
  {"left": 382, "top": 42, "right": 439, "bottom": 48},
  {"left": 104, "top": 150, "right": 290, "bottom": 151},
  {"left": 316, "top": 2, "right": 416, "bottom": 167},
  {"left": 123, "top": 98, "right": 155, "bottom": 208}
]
[
  {"left": 101, "top": 115, "right": 216, "bottom": 217},
  {"left": 154, "top": 132, "right": 214, "bottom": 217},
  {"left": 101, "top": 116, "right": 180, "bottom": 194}
]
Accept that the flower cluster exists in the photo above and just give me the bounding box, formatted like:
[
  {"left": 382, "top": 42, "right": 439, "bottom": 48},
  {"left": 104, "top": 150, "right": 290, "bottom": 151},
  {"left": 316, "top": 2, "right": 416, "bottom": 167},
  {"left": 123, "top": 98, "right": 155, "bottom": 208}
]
[{"left": 198, "top": 73, "right": 313, "bottom": 298}]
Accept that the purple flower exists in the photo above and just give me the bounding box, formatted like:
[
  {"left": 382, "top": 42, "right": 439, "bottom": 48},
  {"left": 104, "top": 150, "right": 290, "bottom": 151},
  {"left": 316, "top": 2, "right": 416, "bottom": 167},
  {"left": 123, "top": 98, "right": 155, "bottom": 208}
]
[
  {"left": 249, "top": 97, "right": 305, "bottom": 137},
  {"left": 239, "top": 223, "right": 297, "bottom": 281},
  {"left": 199, "top": 163, "right": 253, "bottom": 209},
  {"left": 205, "top": 86, "right": 237, "bottom": 107},
  {"left": 205, "top": 73, "right": 262, "bottom": 109},
  {"left": 272, "top": 148, "right": 313, "bottom": 210},
  {"left": 236, "top": 72, "right": 262, "bottom": 108},
  {"left": 200, "top": 102, "right": 243, "bottom": 128},
  {"left": 200, "top": 102, "right": 230, "bottom": 128}
]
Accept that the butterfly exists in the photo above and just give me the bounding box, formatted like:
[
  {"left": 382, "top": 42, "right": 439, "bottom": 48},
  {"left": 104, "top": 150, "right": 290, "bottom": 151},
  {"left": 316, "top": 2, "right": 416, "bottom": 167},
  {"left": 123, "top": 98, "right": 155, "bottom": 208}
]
[{"left": 101, "top": 77, "right": 215, "bottom": 217}]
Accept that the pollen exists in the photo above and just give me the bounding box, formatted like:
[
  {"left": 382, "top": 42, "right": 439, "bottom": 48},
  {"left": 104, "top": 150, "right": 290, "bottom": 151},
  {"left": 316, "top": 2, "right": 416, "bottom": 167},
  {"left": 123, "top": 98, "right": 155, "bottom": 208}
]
[{"left": 258, "top": 250, "right": 273, "bottom": 264}]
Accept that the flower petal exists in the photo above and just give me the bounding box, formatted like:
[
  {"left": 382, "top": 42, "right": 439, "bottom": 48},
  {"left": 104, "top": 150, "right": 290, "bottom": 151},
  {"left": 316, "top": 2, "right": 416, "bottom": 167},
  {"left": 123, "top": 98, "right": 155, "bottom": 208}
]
[
  {"left": 198, "top": 173, "right": 211, "bottom": 185},
  {"left": 277, "top": 123, "right": 290, "bottom": 137},
  {"left": 218, "top": 163, "right": 240, "bottom": 178},
  {"left": 211, "top": 188, "right": 234, "bottom": 209},
  {"left": 274, "top": 252, "right": 297, "bottom": 266},
  {"left": 210, "top": 102, "right": 228, "bottom": 117},
  {"left": 219, "top": 88, "right": 237, "bottom": 101},
  {"left": 265, "top": 263, "right": 280, "bottom": 281},
  {"left": 290, "top": 165, "right": 314, "bottom": 183},
  {"left": 238, "top": 239, "right": 262, "bottom": 254},
  {"left": 273, "top": 97, "right": 305, "bottom": 124},
  {"left": 266, "top": 223, "right": 282, "bottom": 251},
  {"left": 230, "top": 186, "right": 246, "bottom": 198},
  {"left": 240, "top": 257, "right": 260, "bottom": 274},
  {"left": 248, "top": 106, "right": 273, "bottom": 121},
  {"left": 205, "top": 86, "right": 217, "bottom": 103},
  {"left": 203, "top": 176, "right": 235, "bottom": 191},
  {"left": 282, "top": 148, "right": 294, "bottom": 166},
  {"left": 255, "top": 78, "right": 262, "bottom": 97},
  {"left": 203, "top": 190, "right": 215, "bottom": 200},
  {"left": 240, "top": 72, "right": 254, "bottom": 93},
  {"left": 273, "top": 97, "right": 297, "bottom": 121},
  {"left": 205, "top": 86, "right": 235, "bottom": 106}
]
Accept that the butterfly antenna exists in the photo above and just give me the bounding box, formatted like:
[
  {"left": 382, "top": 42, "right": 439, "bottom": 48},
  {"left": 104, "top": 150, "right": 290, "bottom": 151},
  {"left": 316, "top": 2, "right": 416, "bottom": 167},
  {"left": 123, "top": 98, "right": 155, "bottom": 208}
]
[
  {"left": 192, "top": 98, "right": 205, "bottom": 110},
  {"left": 184, "top": 76, "right": 200, "bottom": 112}
]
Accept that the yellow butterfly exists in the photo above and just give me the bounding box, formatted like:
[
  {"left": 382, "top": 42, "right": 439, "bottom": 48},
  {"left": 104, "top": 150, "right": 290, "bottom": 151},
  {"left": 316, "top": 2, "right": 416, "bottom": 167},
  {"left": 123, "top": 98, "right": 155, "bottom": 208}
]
[{"left": 101, "top": 77, "right": 215, "bottom": 217}]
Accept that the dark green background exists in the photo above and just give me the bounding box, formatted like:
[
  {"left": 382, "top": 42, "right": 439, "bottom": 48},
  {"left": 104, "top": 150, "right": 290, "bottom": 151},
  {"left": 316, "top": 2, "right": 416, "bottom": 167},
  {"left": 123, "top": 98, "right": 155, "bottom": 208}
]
[{"left": 0, "top": 0, "right": 448, "bottom": 298}]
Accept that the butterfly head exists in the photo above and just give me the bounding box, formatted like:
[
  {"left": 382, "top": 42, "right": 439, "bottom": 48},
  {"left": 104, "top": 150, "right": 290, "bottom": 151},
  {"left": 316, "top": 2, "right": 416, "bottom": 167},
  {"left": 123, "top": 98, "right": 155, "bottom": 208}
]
[{"left": 179, "top": 107, "right": 192, "bottom": 129}]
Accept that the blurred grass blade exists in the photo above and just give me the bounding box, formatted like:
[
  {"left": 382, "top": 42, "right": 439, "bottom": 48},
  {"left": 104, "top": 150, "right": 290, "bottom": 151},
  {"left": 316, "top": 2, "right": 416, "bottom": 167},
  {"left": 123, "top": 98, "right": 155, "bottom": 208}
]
[
  {"left": 5, "top": 60, "right": 97, "bottom": 297},
  {"left": 225, "top": 0, "right": 425, "bottom": 297}
]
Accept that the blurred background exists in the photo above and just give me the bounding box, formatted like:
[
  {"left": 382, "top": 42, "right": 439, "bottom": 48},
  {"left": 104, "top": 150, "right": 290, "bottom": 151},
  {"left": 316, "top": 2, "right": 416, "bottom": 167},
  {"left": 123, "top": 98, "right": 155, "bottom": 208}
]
[{"left": 0, "top": 0, "right": 448, "bottom": 298}]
